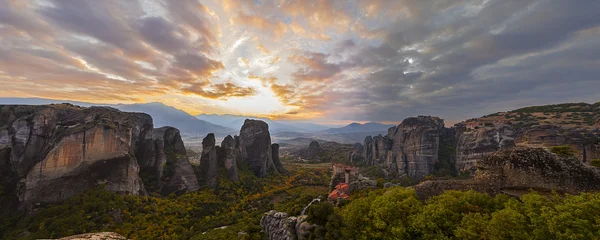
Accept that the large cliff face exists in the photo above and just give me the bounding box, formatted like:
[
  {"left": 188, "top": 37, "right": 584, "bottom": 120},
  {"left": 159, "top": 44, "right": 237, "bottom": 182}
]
[
  {"left": 238, "top": 119, "right": 280, "bottom": 177},
  {"left": 152, "top": 127, "right": 199, "bottom": 195},
  {"left": 455, "top": 125, "right": 515, "bottom": 173},
  {"left": 0, "top": 104, "right": 150, "bottom": 208},
  {"left": 0, "top": 104, "right": 202, "bottom": 211},
  {"left": 363, "top": 116, "right": 445, "bottom": 179}
]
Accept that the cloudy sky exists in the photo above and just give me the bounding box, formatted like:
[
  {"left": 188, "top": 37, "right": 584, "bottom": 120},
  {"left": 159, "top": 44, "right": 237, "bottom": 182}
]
[{"left": 1, "top": 0, "right": 599, "bottom": 124}]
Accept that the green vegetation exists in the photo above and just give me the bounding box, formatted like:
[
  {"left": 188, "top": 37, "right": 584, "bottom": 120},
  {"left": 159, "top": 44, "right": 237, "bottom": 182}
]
[
  {"left": 307, "top": 187, "right": 600, "bottom": 239},
  {"left": 0, "top": 164, "right": 330, "bottom": 240},
  {"left": 512, "top": 102, "right": 593, "bottom": 113},
  {"left": 591, "top": 159, "right": 600, "bottom": 168},
  {"left": 550, "top": 145, "right": 577, "bottom": 158}
]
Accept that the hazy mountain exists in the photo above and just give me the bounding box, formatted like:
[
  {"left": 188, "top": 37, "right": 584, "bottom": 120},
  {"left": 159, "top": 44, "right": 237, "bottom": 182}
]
[
  {"left": 321, "top": 122, "right": 395, "bottom": 134},
  {"left": 0, "top": 98, "right": 233, "bottom": 136},
  {"left": 195, "top": 114, "right": 328, "bottom": 133},
  {"left": 113, "top": 103, "right": 233, "bottom": 135}
]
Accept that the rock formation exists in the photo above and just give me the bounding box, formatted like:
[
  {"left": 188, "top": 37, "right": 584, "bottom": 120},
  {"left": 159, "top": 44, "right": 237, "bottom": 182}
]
[
  {"left": 0, "top": 104, "right": 201, "bottom": 212},
  {"left": 0, "top": 104, "right": 149, "bottom": 210},
  {"left": 304, "top": 141, "right": 322, "bottom": 160},
  {"left": 152, "top": 127, "right": 199, "bottom": 195},
  {"left": 411, "top": 147, "right": 600, "bottom": 200},
  {"left": 455, "top": 125, "right": 515, "bottom": 173},
  {"left": 238, "top": 119, "right": 280, "bottom": 177},
  {"left": 362, "top": 116, "right": 445, "bottom": 179},
  {"left": 347, "top": 143, "right": 363, "bottom": 162},
  {"left": 260, "top": 210, "right": 317, "bottom": 240},
  {"left": 271, "top": 143, "right": 287, "bottom": 174},
  {"left": 55, "top": 232, "right": 128, "bottom": 240},
  {"left": 196, "top": 119, "right": 284, "bottom": 186},
  {"left": 219, "top": 135, "right": 240, "bottom": 181},
  {"left": 199, "top": 133, "right": 218, "bottom": 188}
]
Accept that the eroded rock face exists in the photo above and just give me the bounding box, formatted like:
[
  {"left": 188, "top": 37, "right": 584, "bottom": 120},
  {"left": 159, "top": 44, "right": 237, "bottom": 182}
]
[
  {"left": 455, "top": 126, "right": 515, "bottom": 173},
  {"left": 305, "top": 141, "right": 322, "bottom": 160},
  {"left": 238, "top": 119, "right": 278, "bottom": 177},
  {"left": 220, "top": 135, "right": 240, "bottom": 181},
  {"left": 56, "top": 232, "right": 128, "bottom": 240},
  {"left": 260, "top": 211, "right": 297, "bottom": 240},
  {"left": 152, "top": 127, "right": 199, "bottom": 195},
  {"left": 411, "top": 147, "right": 600, "bottom": 200},
  {"left": 200, "top": 133, "right": 218, "bottom": 188},
  {"left": 0, "top": 104, "right": 150, "bottom": 208},
  {"left": 272, "top": 143, "right": 287, "bottom": 174},
  {"left": 363, "top": 116, "right": 445, "bottom": 179}
]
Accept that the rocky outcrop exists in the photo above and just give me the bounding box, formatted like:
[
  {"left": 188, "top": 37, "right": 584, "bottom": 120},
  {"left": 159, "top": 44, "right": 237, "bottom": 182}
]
[
  {"left": 411, "top": 147, "right": 600, "bottom": 200},
  {"left": 238, "top": 119, "right": 279, "bottom": 177},
  {"left": 0, "top": 104, "right": 151, "bottom": 210},
  {"left": 196, "top": 119, "right": 284, "bottom": 186},
  {"left": 260, "top": 211, "right": 297, "bottom": 240},
  {"left": 272, "top": 143, "right": 287, "bottom": 174},
  {"left": 260, "top": 210, "right": 316, "bottom": 240},
  {"left": 56, "top": 232, "right": 128, "bottom": 240},
  {"left": 455, "top": 125, "right": 515, "bottom": 173},
  {"left": 362, "top": 116, "right": 445, "bottom": 179},
  {"left": 152, "top": 127, "right": 199, "bottom": 195},
  {"left": 348, "top": 143, "right": 363, "bottom": 162},
  {"left": 200, "top": 133, "right": 218, "bottom": 188},
  {"left": 304, "top": 141, "right": 322, "bottom": 160},
  {"left": 219, "top": 135, "right": 240, "bottom": 181}
]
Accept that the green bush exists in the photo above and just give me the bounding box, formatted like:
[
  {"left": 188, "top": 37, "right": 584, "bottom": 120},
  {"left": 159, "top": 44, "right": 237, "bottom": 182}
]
[
  {"left": 591, "top": 159, "right": 600, "bottom": 168},
  {"left": 550, "top": 145, "right": 577, "bottom": 158}
]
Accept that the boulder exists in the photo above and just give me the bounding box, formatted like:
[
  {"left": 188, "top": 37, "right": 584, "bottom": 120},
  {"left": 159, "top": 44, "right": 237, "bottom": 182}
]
[
  {"left": 304, "top": 141, "right": 322, "bottom": 160},
  {"left": 56, "top": 232, "right": 128, "bottom": 240}
]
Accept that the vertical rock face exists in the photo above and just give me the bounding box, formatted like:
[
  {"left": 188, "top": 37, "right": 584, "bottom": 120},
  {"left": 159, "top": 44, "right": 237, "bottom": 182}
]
[
  {"left": 305, "top": 141, "right": 322, "bottom": 160},
  {"left": 455, "top": 126, "right": 515, "bottom": 173},
  {"left": 152, "top": 127, "right": 199, "bottom": 195},
  {"left": 200, "top": 133, "right": 218, "bottom": 188},
  {"left": 271, "top": 143, "right": 287, "bottom": 174},
  {"left": 220, "top": 135, "right": 240, "bottom": 181},
  {"left": 362, "top": 116, "right": 445, "bottom": 179},
  {"left": 239, "top": 119, "right": 278, "bottom": 177},
  {"left": 392, "top": 116, "right": 444, "bottom": 179},
  {"left": 348, "top": 143, "right": 363, "bottom": 163},
  {"left": 0, "top": 104, "right": 151, "bottom": 208}
]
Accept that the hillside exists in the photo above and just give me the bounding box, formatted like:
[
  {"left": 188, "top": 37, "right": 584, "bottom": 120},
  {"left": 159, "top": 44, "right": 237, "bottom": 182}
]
[
  {"left": 321, "top": 122, "right": 395, "bottom": 134},
  {"left": 465, "top": 102, "right": 600, "bottom": 129}
]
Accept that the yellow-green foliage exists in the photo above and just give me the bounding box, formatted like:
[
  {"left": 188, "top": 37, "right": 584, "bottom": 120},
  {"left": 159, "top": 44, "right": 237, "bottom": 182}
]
[
  {"left": 591, "top": 159, "right": 600, "bottom": 168},
  {"left": 331, "top": 188, "right": 600, "bottom": 240},
  {"left": 0, "top": 164, "right": 330, "bottom": 240},
  {"left": 550, "top": 145, "right": 577, "bottom": 158}
]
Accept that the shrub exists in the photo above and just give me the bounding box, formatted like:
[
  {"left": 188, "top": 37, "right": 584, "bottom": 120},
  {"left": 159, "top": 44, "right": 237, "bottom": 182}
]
[
  {"left": 591, "top": 159, "right": 600, "bottom": 168},
  {"left": 550, "top": 145, "right": 577, "bottom": 158}
]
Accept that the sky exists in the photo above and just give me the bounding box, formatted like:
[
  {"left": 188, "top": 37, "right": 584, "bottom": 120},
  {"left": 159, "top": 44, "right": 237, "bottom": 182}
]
[{"left": 0, "top": 0, "right": 599, "bottom": 125}]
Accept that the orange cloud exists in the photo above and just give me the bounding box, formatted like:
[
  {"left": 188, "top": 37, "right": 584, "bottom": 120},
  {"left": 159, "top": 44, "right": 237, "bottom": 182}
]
[
  {"left": 182, "top": 82, "right": 256, "bottom": 99},
  {"left": 230, "top": 13, "right": 287, "bottom": 38},
  {"left": 257, "top": 44, "right": 270, "bottom": 54}
]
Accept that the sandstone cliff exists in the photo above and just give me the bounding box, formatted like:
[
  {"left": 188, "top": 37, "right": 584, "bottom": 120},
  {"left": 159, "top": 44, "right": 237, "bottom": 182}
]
[{"left": 0, "top": 104, "right": 199, "bottom": 212}]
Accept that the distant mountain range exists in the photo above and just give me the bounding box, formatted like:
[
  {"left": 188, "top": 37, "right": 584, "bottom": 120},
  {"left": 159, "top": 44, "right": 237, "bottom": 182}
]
[
  {"left": 195, "top": 114, "right": 332, "bottom": 132},
  {"left": 320, "top": 122, "right": 395, "bottom": 134},
  {"left": 0, "top": 98, "right": 396, "bottom": 142}
]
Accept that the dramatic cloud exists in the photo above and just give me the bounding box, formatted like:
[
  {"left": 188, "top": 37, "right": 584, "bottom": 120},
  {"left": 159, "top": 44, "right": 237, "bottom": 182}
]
[{"left": 1, "top": 0, "right": 599, "bottom": 123}]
